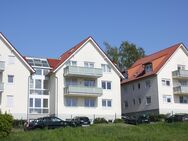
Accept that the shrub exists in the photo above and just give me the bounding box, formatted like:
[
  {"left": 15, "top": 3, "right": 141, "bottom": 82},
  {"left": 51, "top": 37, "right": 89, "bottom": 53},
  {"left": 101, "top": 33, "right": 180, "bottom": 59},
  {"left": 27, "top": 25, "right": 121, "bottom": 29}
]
[
  {"left": 149, "top": 114, "right": 166, "bottom": 122},
  {"left": 0, "top": 113, "right": 13, "bottom": 137},
  {"left": 93, "top": 118, "right": 108, "bottom": 124},
  {"left": 13, "top": 119, "right": 26, "bottom": 128},
  {"left": 114, "top": 118, "right": 124, "bottom": 123}
]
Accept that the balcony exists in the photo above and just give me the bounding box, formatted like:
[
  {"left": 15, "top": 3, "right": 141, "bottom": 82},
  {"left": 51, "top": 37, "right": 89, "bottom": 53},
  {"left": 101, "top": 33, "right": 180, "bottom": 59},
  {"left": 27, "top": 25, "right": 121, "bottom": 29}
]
[
  {"left": 0, "top": 61, "right": 5, "bottom": 71},
  {"left": 172, "top": 70, "right": 188, "bottom": 79},
  {"left": 0, "top": 83, "right": 4, "bottom": 92},
  {"left": 64, "top": 85, "right": 103, "bottom": 97},
  {"left": 30, "top": 89, "right": 49, "bottom": 95},
  {"left": 174, "top": 85, "right": 188, "bottom": 95},
  {"left": 64, "top": 66, "right": 102, "bottom": 78}
]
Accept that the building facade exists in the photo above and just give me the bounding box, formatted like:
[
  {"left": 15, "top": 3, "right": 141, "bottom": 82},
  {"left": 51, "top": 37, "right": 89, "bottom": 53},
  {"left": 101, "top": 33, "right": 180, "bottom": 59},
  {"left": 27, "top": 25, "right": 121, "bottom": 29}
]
[
  {"left": 0, "top": 33, "right": 124, "bottom": 121},
  {"left": 121, "top": 43, "right": 188, "bottom": 116}
]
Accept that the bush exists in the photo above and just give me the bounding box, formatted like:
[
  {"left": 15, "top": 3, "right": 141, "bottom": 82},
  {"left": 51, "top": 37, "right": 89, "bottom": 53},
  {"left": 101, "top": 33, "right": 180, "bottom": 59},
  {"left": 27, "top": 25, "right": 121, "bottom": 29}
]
[
  {"left": 114, "top": 118, "right": 124, "bottom": 123},
  {"left": 13, "top": 119, "right": 26, "bottom": 128},
  {"left": 0, "top": 113, "right": 13, "bottom": 137},
  {"left": 149, "top": 114, "right": 166, "bottom": 122},
  {"left": 93, "top": 118, "right": 108, "bottom": 124}
]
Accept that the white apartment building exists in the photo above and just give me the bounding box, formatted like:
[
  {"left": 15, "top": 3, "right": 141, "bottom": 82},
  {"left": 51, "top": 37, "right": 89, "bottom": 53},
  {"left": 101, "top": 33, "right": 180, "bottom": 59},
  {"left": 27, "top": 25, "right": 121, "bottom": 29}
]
[
  {"left": 121, "top": 43, "right": 188, "bottom": 116},
  {"left": 0, "top": 33, "right": 124, "bottom": 121}
]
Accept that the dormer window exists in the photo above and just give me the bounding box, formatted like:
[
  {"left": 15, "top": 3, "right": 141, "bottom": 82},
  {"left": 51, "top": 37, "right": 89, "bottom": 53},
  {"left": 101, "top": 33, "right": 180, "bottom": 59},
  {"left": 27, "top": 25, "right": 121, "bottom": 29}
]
[
  {"left": 144, "top": 63, "right": 153, "bottom": 73},
  {"left": 177, "top": 65, "right": 185, "bottom": 70}
]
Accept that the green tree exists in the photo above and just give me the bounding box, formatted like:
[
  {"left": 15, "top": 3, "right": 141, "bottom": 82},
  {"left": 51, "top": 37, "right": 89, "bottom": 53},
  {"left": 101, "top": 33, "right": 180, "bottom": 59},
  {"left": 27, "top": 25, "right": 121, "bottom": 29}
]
[{"left": 104, "top": 41, "right": 145, "bottom": 71}]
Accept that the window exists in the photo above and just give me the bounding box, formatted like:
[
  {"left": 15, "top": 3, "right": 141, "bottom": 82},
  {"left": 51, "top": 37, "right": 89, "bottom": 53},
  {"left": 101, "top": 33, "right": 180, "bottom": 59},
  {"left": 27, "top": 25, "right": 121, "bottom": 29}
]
[
  {"left": 30, "top": 78, "right": 34, "bottom": 88},
  {"left": 35, "top": 69, "right": 42, "bottom": 75},
  {"left": 145, "top": 80, "right": 151, "bottom": 88},
  {"left": 69, "top": 61, "right": 77, "bottom": 66},
  {"left": 6, "top": 95, "right": 14, "bottom": 107},
  {"left": 101, "top": 81, "right": 111, "bottom": 90},
  {"left": 146, "top": 96, "right": 151, "bottom": 105},
  {"left": 102, "top": 99, "right": 112, "bottom": 107},
  {"left": 8, "top": 75, "right": 14, "bottom": 83},
  {"left": 43, "top": 80, "right": 48, "bottom": 89},
  {"left": 179, "top": 96, "right": 188, "bottom": 103},
  {"left": 66, "top": 98, "right": 77, "bottom": 106},
  {"left": 133, "top": 99, "right": 136, "bottom": 105},
  {"left": 84, "top": 62, "right": 94, "bottom": 68},
  {"left": 35, "top": 79, "right": 42, "bottom": 89},
  {"left": 178, "top": 65, "right": 185, "bottom": 70},
  {"left": 179, "top": 80, "right": 187, "bottom": 86},
  {"left": 66, "top": 78, "right": 77, "bottom": 86},
  {"left": 35, "top": 98, "right": 41, "bottom": 107},
  {"left": 29, "top": 98, "right": 33, "bottom": 107},
  {"left": 124, "top": 101, "right": 128, "bottom": 107},
  {"left": 85, "top": 99, "right": 95, "bottom": 107},
  {"left": 138, "top": 98, "right": 141, "bottom": 104},
  {"left": 8, "top": 55, "right": 15, "bottom": 64},
  {"left": 162, "top": 79, "right": 170, "bottom": 86},
  {"left": 43, "top": 69, "right": 49, "bottom": 75},
  {"left": 43, "top": 99, "right": 48, "bottom": 108},
  {"left": 84, "top": 80, "right": 95, "bottom": 87},
  {"left": 101, "top": 64, "right": 111, "bottom": 72},
  {"left": 138, "top": 83, "right": 141, "bottom": 89},
  {"left": 163, "top": 95, "right": 172, "bottom": 103},
  {"left": 145, "top": 63, "right": 152, "bottom": 73}
]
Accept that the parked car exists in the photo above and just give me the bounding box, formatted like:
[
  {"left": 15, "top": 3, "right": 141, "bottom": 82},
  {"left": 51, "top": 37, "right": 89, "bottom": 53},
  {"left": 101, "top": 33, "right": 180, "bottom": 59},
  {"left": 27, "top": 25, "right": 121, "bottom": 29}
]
[
  {"left": 122, "top": 115, "right": 150, "bottom": 125},
  {"left": 165, "top": 114, "right": 188, "bottom": 123},
  {"left": 24, "top": 116, "right": 67, "bottom": 130},
  {"left": 70, "top": 116, "right": 91, "bottom": 126}
]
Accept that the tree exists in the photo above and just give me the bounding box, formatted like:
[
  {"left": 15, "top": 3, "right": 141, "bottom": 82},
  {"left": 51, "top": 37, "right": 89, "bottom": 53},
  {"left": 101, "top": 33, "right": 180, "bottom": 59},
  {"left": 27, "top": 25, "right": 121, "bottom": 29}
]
[{"left": 104, "top": 41, "right": 145, "bottom": 71}]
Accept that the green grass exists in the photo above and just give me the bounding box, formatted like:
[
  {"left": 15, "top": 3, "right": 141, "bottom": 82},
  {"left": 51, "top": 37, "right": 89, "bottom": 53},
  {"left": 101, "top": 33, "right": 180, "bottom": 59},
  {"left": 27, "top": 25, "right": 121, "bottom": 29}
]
[{"left": 1, "top": 122, "right": 188, "bottom": 141}]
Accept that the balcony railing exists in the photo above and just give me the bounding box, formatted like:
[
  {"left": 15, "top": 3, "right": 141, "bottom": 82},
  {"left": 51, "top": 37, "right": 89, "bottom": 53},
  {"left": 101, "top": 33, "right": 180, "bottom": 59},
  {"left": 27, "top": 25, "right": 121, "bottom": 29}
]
[
  {"left": 30, "top": 89, "right": 49, "bottom": 95},
  {"left": 0, "top": 83, "right": 4, "bottom": 91},
  {"left": 64, "top": 66, "right": 102, "bottom": 78},
  {"left": 172, "top": 70, "right": 188, "bottom": 78},
  {"left": 0, "top": 61, "right": 5, "bottom": 71},
  {"left": 174, "top": 85, "right": 188, "bottom": 94},
  {"left": 64, "top": 85, "right": 103, "bottom": 97}
]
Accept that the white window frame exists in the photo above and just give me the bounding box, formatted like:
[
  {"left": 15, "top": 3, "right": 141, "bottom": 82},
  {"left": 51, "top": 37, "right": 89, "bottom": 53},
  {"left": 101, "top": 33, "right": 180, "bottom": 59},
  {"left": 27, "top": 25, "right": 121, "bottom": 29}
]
[
  {"left": 101, "top": 64, "right": 111, "bottom": 72},
  {"left": 162, "top": 79, "right": 170, "bottom": 86},
  {"left": 65, "top": 97, "right": 77, "bottom": 107},
  {"left": 163, "top": 95, "right": 172, "bottom": 103},
  {"left": 8, "top": 75, "right": 14, "bottom": 83},
  {"left": 6, "top": 95, "right": 14, "bottom": 108},
  {"left": 84, "top": 98, "right": 95, "bottom": 107},
  {"left": 101, "top": 81, "right": 112, "bottom": 90},
  {"left": 8, "top": 55, "right": 15, "bottom": 64},
  {"left": 146, "top": 96, "right": 151, "bottom": 105},
  {"left": 102, "top": 99, "right": 112, "bottom": 107},
  {"left": 84, "top": 62, "right": 94, "bottom": 68}
]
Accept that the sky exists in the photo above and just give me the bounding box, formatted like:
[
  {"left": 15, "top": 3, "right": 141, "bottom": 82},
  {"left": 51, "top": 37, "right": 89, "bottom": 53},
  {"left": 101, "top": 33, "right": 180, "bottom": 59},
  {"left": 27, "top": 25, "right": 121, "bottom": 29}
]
[{"left": 0, "top": 0, "right": 188, "bottom": 58}]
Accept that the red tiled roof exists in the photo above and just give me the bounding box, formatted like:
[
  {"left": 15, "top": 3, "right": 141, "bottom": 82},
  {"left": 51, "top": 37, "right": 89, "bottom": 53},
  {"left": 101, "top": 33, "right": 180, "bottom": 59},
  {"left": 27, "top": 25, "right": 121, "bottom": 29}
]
[
  {"left": 121, "top": 43, "right": 183, "bottom": 84},
  {"left": 52, "top": 36, "right": 91, "bottom": 72},
  {"left": 47, "top": 58, "right": 61, "bottom": 69}
]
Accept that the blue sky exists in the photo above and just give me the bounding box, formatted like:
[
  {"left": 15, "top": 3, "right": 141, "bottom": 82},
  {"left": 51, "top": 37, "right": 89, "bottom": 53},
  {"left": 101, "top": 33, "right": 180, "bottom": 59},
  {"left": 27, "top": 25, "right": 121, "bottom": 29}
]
[{"left": 0, "top": 0, "right": 188, "bottom": 58}]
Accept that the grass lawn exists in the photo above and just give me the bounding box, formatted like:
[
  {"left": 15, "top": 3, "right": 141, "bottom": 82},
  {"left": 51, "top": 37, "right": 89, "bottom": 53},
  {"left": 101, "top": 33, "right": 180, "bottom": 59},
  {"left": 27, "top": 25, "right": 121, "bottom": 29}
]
[{"left": 1, "top": 122, "right": 188, "bottom": 141}]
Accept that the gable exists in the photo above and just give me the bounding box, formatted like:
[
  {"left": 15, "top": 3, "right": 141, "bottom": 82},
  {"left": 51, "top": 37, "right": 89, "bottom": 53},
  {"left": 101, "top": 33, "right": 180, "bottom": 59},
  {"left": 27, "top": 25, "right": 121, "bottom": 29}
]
[
  {"left": 53, "top": 37, "right": 124, "bottom": 78},
  {"left": 0, "top": 33, "right": 35, "bottom": 73}
]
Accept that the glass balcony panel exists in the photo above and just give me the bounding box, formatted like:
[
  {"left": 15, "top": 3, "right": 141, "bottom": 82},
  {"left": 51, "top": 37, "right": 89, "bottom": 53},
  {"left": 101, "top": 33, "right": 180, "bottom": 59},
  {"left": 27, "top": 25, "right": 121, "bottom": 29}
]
[
  {"left": 64, "top": 66, "right": 102, "bottom": 78},
  {"left": 64, "top": 85, "right": 102, "bottom": 96},
  {"left": 172, "top": 70, "right": 188, "bottom": 78},
  {"left": 174, "top": 85, "right": 188, "bottom": 94}
]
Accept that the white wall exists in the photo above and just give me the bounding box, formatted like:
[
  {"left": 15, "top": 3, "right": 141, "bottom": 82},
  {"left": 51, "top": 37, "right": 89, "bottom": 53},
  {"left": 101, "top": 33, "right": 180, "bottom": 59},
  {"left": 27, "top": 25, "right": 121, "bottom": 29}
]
[
  {"left": 54, "top": 41, "right": 121, "bottom": 121},
  {"left": 158, "top": 46, "right": 188, "bottom": 114},
  {"left": 0, "top": 38, "right": 31, "bottom": 119}
]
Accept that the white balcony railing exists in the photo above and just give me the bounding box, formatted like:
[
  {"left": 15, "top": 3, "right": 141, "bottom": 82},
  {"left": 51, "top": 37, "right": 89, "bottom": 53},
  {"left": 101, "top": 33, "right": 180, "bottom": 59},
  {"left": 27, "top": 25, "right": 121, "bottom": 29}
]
[
  {"left": 172, "top": 70, "right": 188, "bottom": 78},
  {"left": 64, "top": 66, "right": 102, "bottom": 78},
  {"left": 64, "top": 85, "right": 102, "bottom": 97},
  {"left": 174, "top": 85, "right": 188, "bottom": 94}
]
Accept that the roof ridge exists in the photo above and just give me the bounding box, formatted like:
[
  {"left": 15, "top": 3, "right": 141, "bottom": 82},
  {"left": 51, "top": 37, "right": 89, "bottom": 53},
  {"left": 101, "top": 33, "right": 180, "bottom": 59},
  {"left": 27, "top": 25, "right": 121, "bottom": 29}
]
[{"left": 129, "top": 43, "right": 182, "bottom": 69}]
